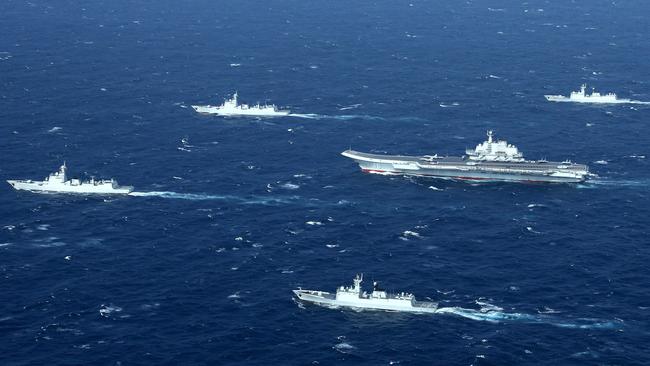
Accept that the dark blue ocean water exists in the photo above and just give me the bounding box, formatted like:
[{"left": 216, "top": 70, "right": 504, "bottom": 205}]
[{"left": 2, "top": 0, "right": 650, "bottom": 364}]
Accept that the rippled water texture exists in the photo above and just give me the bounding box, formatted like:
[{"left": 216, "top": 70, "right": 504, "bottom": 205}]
[{"left": 1, "top": 0, "right": 649, "bottom": 364}]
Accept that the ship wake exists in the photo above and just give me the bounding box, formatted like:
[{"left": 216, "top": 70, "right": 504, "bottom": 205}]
[
  {"left": 287, "top": 113, "right": 424, "bottom": 122},
  {"left": 578, "top": 179, "right": 650, "bottom": 189},
  {"left": 434, "top": 305, "right": 622, "bottom": 329},
  {"left": 128, "top": 191, "right": 300, "bottom": 205},
  {"left": 287, "top": 113, "right": 385, "bottom": 121},
  {"left": 305, "top": 300, "right": 622, "bottom": 329}
]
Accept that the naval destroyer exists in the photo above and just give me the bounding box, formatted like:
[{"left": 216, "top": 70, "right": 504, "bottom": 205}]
[
  {"left": 191, "top": 92, "right": 290, "bottom": 117},
  {"left": 544, "top": 84, "right": 647, "bottom": 104},
  {"left": 293, "top": 274, "right": 438, "bottom": 313},
  {"left": 7, "top": 163, "right": 133, "bottom": 195},
  {"left": 342, "top": 131, "right": 591, "bottom": 183}
]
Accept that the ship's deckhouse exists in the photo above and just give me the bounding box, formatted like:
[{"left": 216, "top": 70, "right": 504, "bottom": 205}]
[{"left": 466, "top": 131, "right": 524, "bottom": 162}]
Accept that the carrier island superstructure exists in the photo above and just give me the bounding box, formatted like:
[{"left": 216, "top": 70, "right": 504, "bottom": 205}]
[{"left": 342, "top": 131, "right": 591, "bottom": 183}]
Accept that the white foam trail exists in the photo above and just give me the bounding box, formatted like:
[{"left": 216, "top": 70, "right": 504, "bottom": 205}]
[
  {"left": 301, "top": 300, "right": 620, "bottom": 329},
  {"left": 435, "top": 306, "right": 621, "bottom": 329},
  {"left": 288, "top": 113, "right": 426, "bottom": 123},
  {"left": 579, "top": 179, "right": 650, "bottom": 189},
  {"left": 287, "top": 113, "right": 321, "bottom": 119},
  {"left": 128, "top": 191, "right": 297, "bottom": 205},
  {"left": 287, "top": 113, "right": 387, "bottom": 121}
]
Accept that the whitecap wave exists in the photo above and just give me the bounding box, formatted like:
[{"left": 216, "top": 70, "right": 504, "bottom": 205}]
[
  {"left": 402, "top": 230, "right": 421, "bottom": 238},
  {"left": 281, "top": 183, "right": 300, "bottom": 190},
  {"left": 339, "top": 103, "right": 361, "bottom": 111},
  {"left": 526, "top": 226, "right": 542, "bottom": 234},
  {"left": 527, "top": 203, "right": 547, "bottom": 208},
  {"left": 333, "top": 342, "right": 356, "bottom": 353},
  {"left": 99, "top": 304, "right": 122, "bottom": 317},
  {"left": 333, "top": 337, "right": 357, "bottom": 354}
]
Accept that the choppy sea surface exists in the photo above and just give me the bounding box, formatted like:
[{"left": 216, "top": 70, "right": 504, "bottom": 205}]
[{"left": 1, "top": 0, "right": 649, "bottom": 364}]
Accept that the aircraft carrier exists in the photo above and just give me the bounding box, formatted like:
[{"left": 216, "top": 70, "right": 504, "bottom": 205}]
[{"left": 341, "top": 131, "right": 591, "bottom": 183}]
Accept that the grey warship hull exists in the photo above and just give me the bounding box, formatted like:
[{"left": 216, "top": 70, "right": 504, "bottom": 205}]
[
  {"left": 294, "top": 290, "right": 439, "bottom": 313},
  {"left": 341, "top": 150, "right": 590, "bottom": 183},
  {"left": 293, "top": 274, "right": 439, "bottom": 314}
]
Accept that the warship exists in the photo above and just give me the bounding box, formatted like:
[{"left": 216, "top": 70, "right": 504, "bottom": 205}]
[
  {"left": 191, "top": 92, "right": 290, "bottom": 117},
  {"left": 342, "top": 131, "right": 591, "bottom": 183},
  {"left": 544, "top": 84, "right": 638, "bottom": 104},
  {"left": 293, "top": 274, "right": 438, "bottom": 313},
  {"left": 7, "top": 163, "right": 133, "bottom": 195}
]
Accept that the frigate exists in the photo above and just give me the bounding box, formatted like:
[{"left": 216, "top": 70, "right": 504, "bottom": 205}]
[
  {"left": 293, "top": 274, "right": 438, "bottom": 313},
  {"left": 544, "top": 84, "right": 643, "bottom": 104},
  {"left": 191, "top": 92, "right": 290, "bottom": 116},
  {"left": 342, "top": 131, "right": 591, "bottom": 183},
  {"left": 7, "top": 163, "right": 133, "bottom": 195}
]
